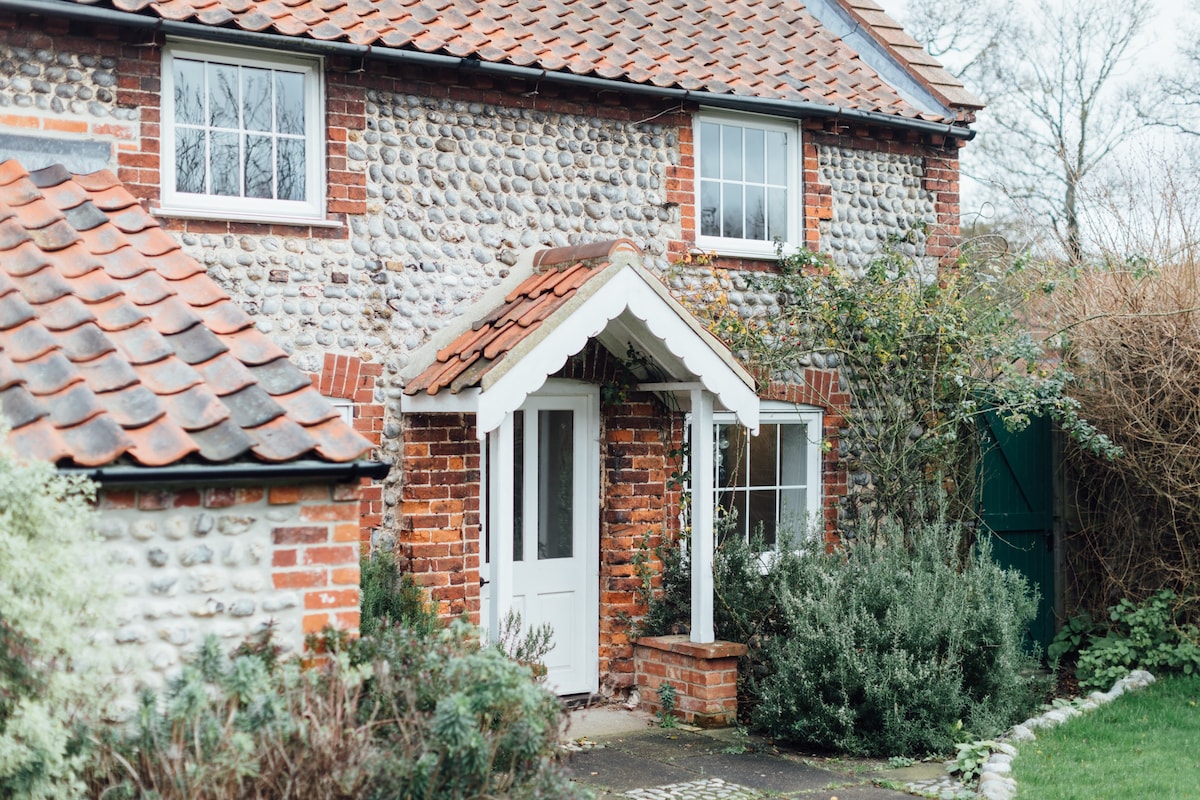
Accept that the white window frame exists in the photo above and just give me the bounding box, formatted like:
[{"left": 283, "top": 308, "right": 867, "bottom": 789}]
[
  {"left": 713, "top": 401, "right": 823, "bottom": 549},
  {"left": 159, "top": 40, "right": 326, "bottom": 225},
  {"left": 695, "top": 109, "right": 802, "bottom": 260}
]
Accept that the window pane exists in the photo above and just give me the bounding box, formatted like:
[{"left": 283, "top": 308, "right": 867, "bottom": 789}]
[
  {"left": 700, "top": 121, "right": 720, "bottom": 180},
  {"left": 513, "top": 411, "right": 524, "bottom": 562},
  {"left": 766, "top": 130, "right": 788, "bottom": 177},
  {"left": 210, "top": 131, "right": 240, "bottom": 196},
  {"left": 173, "top": 58, "right": 205, "bottom": 126},
  {"left": 700, "top": 180, "right": 721, "bottom": 237},
  {"left": 722, "top": 183, "right": 743, "bottom": 239},
  {"left": 175, "top": 127, "right": 205, "bottom": 194},
  {"left": 745, "top": 185, "right": 765, "bottom": 240},
  {"left": 767, "top": 187, "right": 787, "bottom": 241},
  {"left": 207, "top": 63, "right": 239, "bottom": 128},
  {"left": 745, "top": 127, "right": 764, "bottom": 183},
  {"left": 538, "top": 410, "right": 574, "bottom": 559},
  {"left": 749, "top": 424, "right": 778, "bottom": 487},
  {"left": 779, "top": 488, "right": 806, "bottom": 536},
  {"left": 276, "top": 71, "right": 306, "bottom": 136},
  {"left": 717, "top": 490, "right": 747, "bottom": 545},
  {"left": 721, "top": 124, "right": 742, "bottom": 181},
  {"left": 277, "top": 137, "right": 306, "bottom": 202},
  {"left": 780, "top": 424, "right": 807, "bottom": 487},
  {"left": 242, "top": 67, "right": 272, "bottom": 132},
  {"left": 747, "top": 489, "right": 777, "bottom": 548},
  {"left": 717, "top": 425, "right": 747, "bottom": 489},
  {"left": 245, "top": 134, "right": 273, "bottom": 199}
]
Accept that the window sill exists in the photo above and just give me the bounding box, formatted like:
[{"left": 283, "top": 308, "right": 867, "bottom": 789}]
[
  {"left": 693, "top": 238, "right": 795, "bottom": 262},
  {"left": 152, "top": 207, "right": 344, "bottom": 229}
]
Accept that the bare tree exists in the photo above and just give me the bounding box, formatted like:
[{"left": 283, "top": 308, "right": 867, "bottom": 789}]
[
  {"left": 900, "top": 0, "right": 1017, "bottom": 95},
  {"left": 970, "top": 0, "right": 1152, "bottom": 264}
]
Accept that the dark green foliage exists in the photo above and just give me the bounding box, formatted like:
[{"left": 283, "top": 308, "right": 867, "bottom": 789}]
[
  {"left": 1047, "top": 612, "right": 1096, "bottom": 666},
  {"left": 360, "top": 551, "right": 438, "bottom": 638},
  {"left": 0, "top": 616, "right": 44, "bottom": 729},
  {"left": 643, "top": 509, "right": 1043, "bottom": 757},
  {"left": 1075, "top": 589, "right": 1200, "bottom": 691}
]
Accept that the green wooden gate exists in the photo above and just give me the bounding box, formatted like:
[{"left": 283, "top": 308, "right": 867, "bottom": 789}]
[{"left": 979, "top": 411, "right": 1056, "bottom": 655}]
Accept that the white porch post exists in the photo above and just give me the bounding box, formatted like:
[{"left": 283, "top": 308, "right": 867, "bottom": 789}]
[
  {"left": 689, "top": 388, "right": 715, "bottom": 644},
  {"left": 488, "top": 413, "right": 515, "bottom": 638}
]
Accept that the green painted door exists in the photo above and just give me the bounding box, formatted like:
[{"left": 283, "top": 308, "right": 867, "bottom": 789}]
[{"left": 979, "top": 411, "right": 1056, "bottom": 655}]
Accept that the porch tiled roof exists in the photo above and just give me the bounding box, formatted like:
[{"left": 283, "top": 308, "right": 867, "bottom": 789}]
[
  {"left": 0, "top": 160, "right": 372, "bottom": 467},
  {"left": 405, "top": 241, "right": 629, "bottom": 397},
  {"left": 74, "top": 0, "right": 977, "bottom": 121}
]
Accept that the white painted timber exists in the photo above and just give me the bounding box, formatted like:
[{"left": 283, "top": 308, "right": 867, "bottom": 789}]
[{"left": 690, "top": 387, "right": 716, "bottom": 644}]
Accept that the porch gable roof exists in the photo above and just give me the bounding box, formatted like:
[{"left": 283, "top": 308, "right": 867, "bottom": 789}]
[{"left": 401, "top": 239, "right": 759, "bottom": 435}]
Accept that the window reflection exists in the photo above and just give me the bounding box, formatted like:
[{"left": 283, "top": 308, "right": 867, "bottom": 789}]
[{"left": 172, "top": 55, "right": 308, "bottom": 203}]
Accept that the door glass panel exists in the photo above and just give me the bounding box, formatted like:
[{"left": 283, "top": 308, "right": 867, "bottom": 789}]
[
  {"left": 513, "top": 411, "right": 524, "bottom": 562},
  {"left": 538, "top": 410, "right": 574, "bottom": 560}
]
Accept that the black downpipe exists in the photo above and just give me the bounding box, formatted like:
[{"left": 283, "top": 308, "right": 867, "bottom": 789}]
[{"left": 6, "top": 0, "right": 974, "bottom": 140}]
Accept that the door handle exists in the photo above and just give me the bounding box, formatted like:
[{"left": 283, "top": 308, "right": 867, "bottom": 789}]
[{"left": 479, "top": 577, "right": 491, "bottom": 587}]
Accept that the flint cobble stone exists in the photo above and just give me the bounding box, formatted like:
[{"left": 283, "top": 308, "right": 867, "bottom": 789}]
[
  {"left": 0, "top": 44, "right": 127, "bottom": 119},
  {"left": 818, "top": 145, "right": 937, "bottom": 277}
]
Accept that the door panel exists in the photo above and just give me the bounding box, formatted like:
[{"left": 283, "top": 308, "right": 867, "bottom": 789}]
[{"left": 496, "top": 388, "right": 599, "bottom": 695}]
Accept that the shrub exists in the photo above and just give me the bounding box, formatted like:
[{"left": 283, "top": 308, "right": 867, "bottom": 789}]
[
  {"left": 88, "top": 620, "right": 583, "bottom": 800},
  {"left": 0, "top": 440, "right": 114, "bottom": 799},
  {"left": 86, "top": 634, "right": 378, "bottom": 799},
  {"left": 1075, "top": 589, "right": 1200, "bottom": 691},
  {"left": 359, "top": 551, "right": 438, "bottom": 638},
  {"left": 353, "top": 620, "right": 578, "bottom": 799},
  {"left": 646, "top": 505, "right": 1043, "bottom": 757}
]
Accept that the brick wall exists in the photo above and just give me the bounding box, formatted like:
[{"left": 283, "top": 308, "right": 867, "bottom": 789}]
[
  {"left": 397, "top": 411, "right": 481, "bottom": 620},
  {"left": 634, "top": 635, "right": 746, "bottom": 728},
  {"left": 94, "top": 478, "right": 362, "bottom": 710},
  {"left": 315, "top": 352, "right": 386, "bottom": 549}
]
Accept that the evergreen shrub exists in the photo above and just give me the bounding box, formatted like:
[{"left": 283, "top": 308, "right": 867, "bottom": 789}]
[
  {"left": 1075, "top": 589, "right": 1200, "bottom": 691},
  {"left": 645, "top": 507, "right": 1043, "bottom": 757},
  {"left": 0, "top": 440, "right": 114, "bottom": 799}
]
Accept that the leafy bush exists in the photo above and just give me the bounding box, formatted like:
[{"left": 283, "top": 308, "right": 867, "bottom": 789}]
[
  {"left": 359, "top": 551, "right": 438, "bottom": 638},
  {"left": 647, "top": 506, "right": 1043, "bottom": 757},
  {"left": 0, "top": 440, "right": 114, "bottom": 798},
  {"left": 1075, "top": 589, "right": 1200, "bottom": 691},
  {"left": 86, "top": 634, "right": 378, "bottom": 799},
  {"left": 352, "top": 621, "right": 578, "bottom": 799},
  {"left": 87, "top": 621, "right": 582, "bottom": 800},
  {"left": 1047, "top": 612, "right": 1096, "bottom": 667}
]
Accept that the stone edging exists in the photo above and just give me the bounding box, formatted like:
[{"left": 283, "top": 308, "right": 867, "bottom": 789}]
[{"left": 975, "top": 669, "right": 1156, "bottom": 800}]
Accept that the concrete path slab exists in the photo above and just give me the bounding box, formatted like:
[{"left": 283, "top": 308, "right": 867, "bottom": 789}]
[
  {"left": 564, "top": 716, "right": 920, "bottom": 800},
  {"left": 672, "top": 751, "right": 843, "bottom": 794},
  {"left": 568, "top": 748, "right": 699, "bottom": 792}
]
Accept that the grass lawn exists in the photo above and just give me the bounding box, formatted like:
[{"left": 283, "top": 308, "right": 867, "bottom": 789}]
[{"left": 1011, "top": 674, "right": 1200, "bottom": 799}]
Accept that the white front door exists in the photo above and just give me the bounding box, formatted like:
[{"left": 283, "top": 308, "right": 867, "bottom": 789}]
[{"left": 486, "top": 384, "right": 599, "bottom": 695}]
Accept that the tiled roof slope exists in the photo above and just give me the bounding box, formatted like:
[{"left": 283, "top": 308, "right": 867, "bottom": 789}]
[
  {"left": 0, "top": 160, "right": 373, "bottom": 467},
  {"left": 73, "top": 0, "right": 972, "bottom": 122},
  {"left": 406, "top": 241, "right": 624, "bottom": 397},
  {"left": 839, "top": 0, "right": 982, "bottom": 110}
]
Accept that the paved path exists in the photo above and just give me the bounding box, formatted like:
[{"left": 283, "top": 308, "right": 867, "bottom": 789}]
[{"left": 564, "top": 712, "right": 923, "bottom": 800}]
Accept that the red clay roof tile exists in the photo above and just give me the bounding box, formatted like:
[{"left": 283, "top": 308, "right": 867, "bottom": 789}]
[
  {"left": 81, "top": 0, "right": 974, "bottom": 122},
  {"left": 0, "top": 160, "right": 373, "bottom": 468},
  {"left": 407, "top": 242, "right": 635, "bottom": 396}
]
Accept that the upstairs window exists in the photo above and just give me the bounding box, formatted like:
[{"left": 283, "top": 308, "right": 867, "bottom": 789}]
[
  {"left": 161, "top": 42, "right": 324, "bottom": 223},
  {"left": 696, "top": 112, "right": 799, "bottom": 259},
  {"left": 715, "top": 404, "right": 823, "bottom": 549}
]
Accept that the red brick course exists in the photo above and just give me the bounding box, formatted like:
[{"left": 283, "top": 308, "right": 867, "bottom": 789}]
[{"left": 635, "top": 635, "right": 747, "bottom": 727}]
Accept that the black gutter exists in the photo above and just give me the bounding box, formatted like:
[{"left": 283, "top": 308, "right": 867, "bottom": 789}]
[
  {"left": 61, "top": 458, "right": 391, "bottom": 486},
  {"left": 6, "top": 0, "right": 975, "bottom": 141}
]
